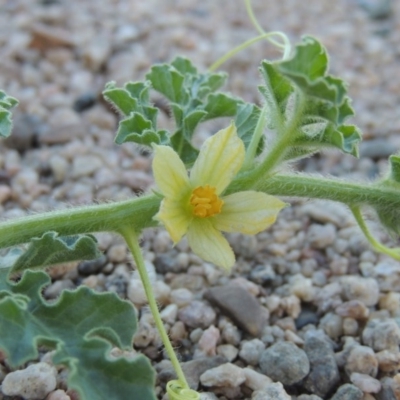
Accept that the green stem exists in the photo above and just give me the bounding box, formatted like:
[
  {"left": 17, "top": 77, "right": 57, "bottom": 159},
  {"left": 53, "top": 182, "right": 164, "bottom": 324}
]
[
  {"left": 120, "top": 227, "right": 190, "bottom": 391},
  {"left": 248, "top": 93, "right": 305, "bottom": 184},
  {"left": 242, "top": 105, "right": 267, "bottom": 170},
  {"left": 208, "top": 31, "right": 290, "bottom": 72},
  {"left": 0, "top": 195, "right": 160, "bottom": 248},
  {"left": 350, "top": 205, "right": 400, "bottom": 260}
]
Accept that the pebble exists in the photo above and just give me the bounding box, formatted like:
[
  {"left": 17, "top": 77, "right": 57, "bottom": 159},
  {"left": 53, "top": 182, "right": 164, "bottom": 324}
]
[
  {"left": 178, "top": 300, "right": 216, "bottom": 329},
  {"left": 217, "top": 344, "right": 238, "bottom": 362},
  {"left": 220, "top": 322, "right": 242, "bottom": 346},
  {"left": 350, "top": 372, "right": 381, "bottom": 393},
  {"left": 243, "top": 367, "right": 272, "bottom": 391},
  {"left": 345, "top": 345, "right": 378, "bottom": 377},
  {"left": 330, "top": 383, "right": 363, "bottom": 400},
  {"left": 252, "top": 382, "right": 291, "bottom": 400},
  {"left": 335, "top": 300, "right": 370, "bottom": 319},
  {"left": 72, "top": 154, "right": 104, "bottom": 178},
  {"left": 239, "top": 339, "right": 265, "bottom": 366},
  {"left": 341, "top": 276, "right": 380, "bottom": 306},
  {"left": 160, "top": 303, "right": 178, "bottom": 325},
  {"left": 170, "top": 288, "right": 193, "bottom": 308},
  {"left": 78, "top": 255, "right": 107, "bottom": 276},
  {"left": 259, "top": 341, "right": 310, "bottom": 385},
  {"left": 158, "top": 356, "right": 226, "bottom": 390},
  {"left": 319, "top": 312, "right": 343, "bottom": 340},
  {"left": 362, "top": 318, "right": 400, "bottom": 351},
  {"left": 204, "top": 284, "right": 269, "bottom": 337},
  {"left": 307, "top": 223, "right": 336, "bottom": 248},
  {"left": 375, "top": 349, "right": 400, "bottom": 372},
  {"left": 2, "top": 362, "right": 57, "bottom": 399},
  {"left": 200, "top": 363, "right": 246, "bottom": 388},
  {"left": 198, "top": 325, "right": 220, "bottom": 356},
  {"left": 303, "top": 332, "right": 340, "bottom": 397},
  {"left": 297, "top": 396, "right": 322, "bottom": 400},
  {"left": 169, "top": 321, "right": 187, "bottom": 342},
  {"left": 46, "top": 390, "right": 71, "bottom": 400}
]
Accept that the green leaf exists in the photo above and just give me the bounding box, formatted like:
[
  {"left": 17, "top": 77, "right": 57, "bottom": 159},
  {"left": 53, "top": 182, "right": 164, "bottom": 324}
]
[
  {"left": 182, "top": 110, "right": 207, "bottom": 139},
  {"left": 0, "top": 270, "right": 156, "bottom": 400},
  {"left": 0, "top": 90, "right": 18, "bottom": 138},
  {"left": 115, "top": 112, "right": 166, "bottom": 146},
  {"left": 170, "top": 132, "right": 199, "bottom": 166},
  {"left": 259, "top": 36, "right": 361, "bottom": 161},
  {"left": 235, "top": 103, "right": 264, "bottom": 154},
  {"left": 103, "top": 82, "right": 138, "bottom": 116},
  {"left": 389, "top": 155, "right": 400, "bottom": 183},
  {"left": 146, "top": 64, "right": 187, "bottom": 104},
  {"left": 278, "top": 36, "right": 328, "bottom": 80},
  {"left": 0, "top": 232, "right": 102, "bottom": 273},
  {"left": 202, "top": 93, "right": 239, "bottom": 120}
]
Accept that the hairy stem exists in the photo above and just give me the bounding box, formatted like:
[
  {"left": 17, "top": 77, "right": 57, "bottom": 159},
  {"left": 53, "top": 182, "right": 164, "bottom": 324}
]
[
  {"left": 350, "top": 205, "right": 400, "bottom": 260},
  {"left": 0, "top": 195, "right": 160, "bottom": 248},
  {"left": 120, "top": 227, "right": 191, "bottom": 391}
]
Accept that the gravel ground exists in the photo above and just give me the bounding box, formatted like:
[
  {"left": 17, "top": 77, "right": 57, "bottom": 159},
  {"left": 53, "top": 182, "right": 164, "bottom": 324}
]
[{"left": 1, "top": 0, "right": 400, "bottom": 399}]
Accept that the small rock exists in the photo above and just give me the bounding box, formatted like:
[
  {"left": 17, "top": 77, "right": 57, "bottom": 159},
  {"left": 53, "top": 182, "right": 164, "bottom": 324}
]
[
  {"left": 350, "top": 372, "right": 381, "bottom": 393},
  {"left": 78, "top": 255, "right": 107, "bottom": 276},
  {"left": 169, "top": 321, "right": 187, "bottom": 342},
  {"left": 295, "top": 308, "right": 319, "bottom": 329},
  {"left": 198, "top": 325, "right": 220, "bottom": 356},
  {"left": 289, "top": 274, "right": 315, "bottom": 302},
  {"left": 158, "top": 356, "right": 226, "bottom": 390},
  {"left": 345, "top": 345, "right": 378, "bottom": 377},
  {"left": 341, "top": 276, "right": 380, "bottom": 306},
  {"left": 44, "top": 279, "right": 75, "bottom": 299},
  {"left": 239, "top": 339, "right": 265, "bottom": 366},
  {"left": 72, "top": 155, "right": 103, "bottom": 178},
  {"left": 49, "top": 155, "right": 69, "bottom": 182},
  {"left": 342, "top": 318, "right": 359, "bottom": 336},
  {"left": 217, "top": 344, "right": 238, "bottom": 362},
  {"left": 375, "top": 349, "right": 400, "bottom": 372},
  {"left": 204, "top": 284, "right": 269, "bottom": 337},
  {"left": 362, "top": 319, "right": 400, "bottom": 351},
  {"left": 46, "top": 390, "right": 71, "bottom": 400},
  {"left": 259, "top": 341, "right": 310, "bottom": 385},
  {"left": 307, "top": 223, "right": 336, "bottom": 249},
  {"left": 335, "top": 300, "right": 369, "bottom": 319},
  {"left": 160, "top": 304, "right": 178, "bottom": 325},
  {"left": 252, "top": 382, "right": 291, "bottom": 400},
  {"left": 249, "top": 264, "right": 276, "bottom": 285},
  {"left": 178, "top": 300, "right": 216, "bottom": 329},
  {"left": 73, "top": 92, "right": 97, "bottom": 112},
  {"left": 303, "top": 332, "right": 340, "bottom": 397},
  {"left": 297, "top": 396, "right": 323, "bottom": 400},
  {"left": 170, "top": 274, "right": 206, "bottom": 291},
  {"left": 200, "top": 363, "right": 246, "bottom": 388},
  {"left": 319, "top": 312, "right": 343, "bottom": 340},
  {"left": 29, "top": 23, "right": 75, "bottom": 50},
  {"left": 360, "top": 139, "right": 395, "bottom": 158},
  {"left": 330, "top": 383, "right": 363, "bottom": 400},
  {"left": 170, "top": 288, "right": 193, "bottom": 307},
  {"left": 2, "top": 362, "right": 57, "bottom": 399},
  {"left": 243, "top": 367, "right": 272, "bottom": 391}
]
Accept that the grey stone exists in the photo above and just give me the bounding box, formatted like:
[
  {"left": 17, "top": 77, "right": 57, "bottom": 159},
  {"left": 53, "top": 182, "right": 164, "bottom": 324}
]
[
  {"left": 297, "top": 396, "right": 323, "bottom": 400},
  {"left": 345, "top": 345, "right": 378, "bottom": 377},
  {"left": 78, "top": 255, "right": 107, "bottom": 276},
  {"left": 178, "top": 300, "right": 216, "bottom": 329},
  {"left": 2, "top": 362, "right": 57, "bottom": 399},
  {"left": 295, "top": 308, "right": 319, "bottom": 329},
  {"left": 239, "top": 339, "right": 265, "bottom": 366},
  {"left": 341, "top": 276, "right": 380, "bottom": 306},
  {"left": 303, "top": 332, "right": 340, "bottom": 397},
  {"left": 204, "top": 284, "right": 269, "bottom": 337},
  {"left": 252, "top": 382, "right": 291, "bottom": 400},
  {"left": 362, "top": 318, "right": 400, "bottom": 351},
  {"left": 376, "top": 377, "right": 397, "bottom": 400},
  {"left": 360, "top": 139, "right": 395, "bottom": 158},
  {"left": 259, "top": 341, "right": 310, "bottom": 385},
  {"left": 200, "top": 363, "right": 246, "bottom": 388},
  {"left": 157, "top": 356, "right": 227, "bottom": 390},
  {"left": 307, "top": 223, "right": 336, "bottom": 249},
  {"left": 330, "top": 383, "right": 363, "bottom": 400}
]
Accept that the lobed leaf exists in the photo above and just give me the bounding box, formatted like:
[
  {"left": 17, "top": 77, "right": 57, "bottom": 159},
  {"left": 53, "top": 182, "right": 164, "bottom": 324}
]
[
  {"left": 259, "top": 36, "right": 361, "bottom": 160},
  {"left": 0, "top": 270, "right": 156, "bottom": 400},
  {"left": 0, "top": 232, "right": 102, "bottom": 273},
  {"left": 0, "top": 90, "right": 18, "bottom": 138}
]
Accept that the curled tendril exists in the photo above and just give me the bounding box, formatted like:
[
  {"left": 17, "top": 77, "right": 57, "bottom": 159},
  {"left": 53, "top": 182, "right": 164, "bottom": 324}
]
[{"left": 166, "top": 380, "right": 200, "bottom": 400}]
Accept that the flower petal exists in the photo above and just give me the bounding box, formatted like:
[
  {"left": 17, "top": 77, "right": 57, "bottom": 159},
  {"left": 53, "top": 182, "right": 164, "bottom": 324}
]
[
  {"left": 213, "top": 191, "right": 286, "bottom": 234},
  {"left": 152, "top": 144, "right": 190, "bottom": 198},
  {"left": 155, "top": 198, "right": 191, "bottom": 244},
  {"left": 187, "top": 218, "right": 235, "bottom": 270},
  {"left": 190, "top": 123, "right": 245, "bottom": 194}
]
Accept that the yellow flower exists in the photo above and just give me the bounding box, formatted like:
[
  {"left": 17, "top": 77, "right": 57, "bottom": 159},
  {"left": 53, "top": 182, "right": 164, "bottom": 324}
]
[{"left": 152, "top": 123, "right": 285, "bottom": 270}]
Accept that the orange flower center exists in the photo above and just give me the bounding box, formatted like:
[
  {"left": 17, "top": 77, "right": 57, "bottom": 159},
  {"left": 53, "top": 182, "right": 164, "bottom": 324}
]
[{"left": 189, "top": 185, "right": 224, "bottom": 218}]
